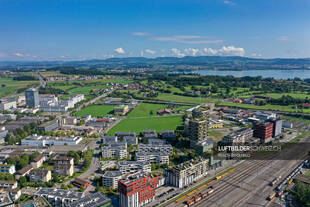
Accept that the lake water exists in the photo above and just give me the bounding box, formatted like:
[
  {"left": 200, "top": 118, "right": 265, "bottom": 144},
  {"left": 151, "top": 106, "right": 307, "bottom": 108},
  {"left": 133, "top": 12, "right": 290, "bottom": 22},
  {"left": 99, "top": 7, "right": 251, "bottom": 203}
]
[{"left": 190, "top": 69, "right": 310, "bottom": 80}]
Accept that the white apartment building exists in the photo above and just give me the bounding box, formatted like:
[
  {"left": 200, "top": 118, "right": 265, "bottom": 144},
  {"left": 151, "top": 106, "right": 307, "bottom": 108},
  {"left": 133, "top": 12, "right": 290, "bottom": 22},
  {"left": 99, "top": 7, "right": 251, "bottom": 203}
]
[
  {"left": 136, "top": 152, "right": 169, "bottom": 165},
  {"left": 118, "top": 161, "right": 151, "bottom": 174}
]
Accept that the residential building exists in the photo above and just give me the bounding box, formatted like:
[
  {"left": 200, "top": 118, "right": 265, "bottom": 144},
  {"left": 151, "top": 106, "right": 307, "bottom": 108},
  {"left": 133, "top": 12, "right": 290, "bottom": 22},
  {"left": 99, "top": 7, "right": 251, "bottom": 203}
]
[
  {"left": 157, "top": 108, "right": 172, "bottom": 116},
  {"left": 136, "top": 152, "right": 169, "bottom": 165},
  {"left": 114, "top": 105, "right": 129, "bottom": 115},
  {"left": 0, "top": 100, "right": 16, "bottom": 111},
  {"left": 29, "top": 169, "right": 52, "bottom": 182},
  {"left": 102, "top": 143, "right": 127, "bottom": 159},
  {"left": 68, "top": 192, "right": 112, "bottom": 207},
  {"left": 0, "top": 127, "right": 8, "bottom": 139},
  {"left": 119, "top": 172, "right": 159, "bottom": 207},
  {"left": 254, "top": 121, "right": 274, "bottom": 142},
  {"left": 187, "top": 118, "right": 208, "bottom": 142},
  {"left": 37, "top": 120, "right": 59, "bottom": 132},
  {"left": 161, "top": 130, "right": 175, "bottom": 139},
  {"left": 71, "top": 178, "right": 91, "bottom": 189},
  {"left": 148, "top": 139, "right": 166, "bottom": 145},
  {"left": 34, "top": 188, "right": 84, "bottom": 207},
  {"left": 102, "top": 171, "right": 123, "bottom": 188},
  {"left": 115, "top": 132, "right": 136, "bottom": 138},
  {"left": 0, "top": 164, "right": 15, "bottom": 174},
  {"left": 118, "top": 161, "right": 151, "bottom": 174},
  {"left": 101, "top": 136, "right": 117, "bottom": 144},
  {"left": 54, "top": 156, "right": 74, "bottom": 176},
  {"left": 143, "top": 130, "right": 158, "bottom": 139},
  {"left": 25, "top": 88, "right": 39, "bottom": 108},
  {"left": 0, "top": 180, "right": 17, "bottom": 189},
  {"left": 123, "top": 136, "right": 138, "bottom": 145},
  {"left": 192, "top": 139, "right": 216, "bottom": 154},
  {"left": 31, "top": 154, "right": 46, "bottom": 168},
  {"left": 62, "top": 117, "right": 78, "bottom": 125},
  {"left": 164, "top": 158, "right": 209, "bottom": 188},
  {"left": 138, "top": 143, "right": 173, "bottom": 155},
  {"left": 222, "top": 128, "right": 254, "bottom": 145},
  {"left": 16, "top": 164, "right": 33, "bottom": 179},
  {"left": 22, "top": 134, "right": 82, "bottom": 146},
  {"left": 6, "top": 188, "right": 21, "bottom": 201},
  {"left": 0, "top": 192, "right": 14, "bottom": 207},
  {"left": 102, "top": 135, "right": 138, "bottom": 146},
  {"left": 16, "top": 164, "right": 33, "bottom": 178}
]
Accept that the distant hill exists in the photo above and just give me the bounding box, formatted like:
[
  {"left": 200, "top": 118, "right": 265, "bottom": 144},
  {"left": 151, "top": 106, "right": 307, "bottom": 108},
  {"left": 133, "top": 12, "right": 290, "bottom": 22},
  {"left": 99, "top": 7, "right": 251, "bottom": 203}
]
[{"left": 1, "top": 56, "right": 310, "bottom": 70}]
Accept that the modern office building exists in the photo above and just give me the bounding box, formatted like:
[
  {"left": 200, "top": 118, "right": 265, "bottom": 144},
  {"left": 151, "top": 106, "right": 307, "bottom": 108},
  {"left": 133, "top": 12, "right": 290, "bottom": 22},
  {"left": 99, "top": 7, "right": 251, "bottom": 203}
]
[
  {"left": 164, "top": 158, "right": 209, "bottom": 188},
  {"left": 25, "top": 88, "right": 40, "bottom": 108},
  {"left": 119, "top": 172, "right": 159, "bottom": 207}
]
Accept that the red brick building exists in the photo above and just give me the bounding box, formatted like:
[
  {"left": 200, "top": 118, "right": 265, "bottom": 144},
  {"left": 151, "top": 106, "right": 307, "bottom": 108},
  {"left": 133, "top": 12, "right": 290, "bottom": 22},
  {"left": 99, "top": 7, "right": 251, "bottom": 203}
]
[
  {"left": 254, "top": 121, "right": 274, "bottom": 142},
  {"left": 118, "top": 172, "right": 159, "bottom": 207}
]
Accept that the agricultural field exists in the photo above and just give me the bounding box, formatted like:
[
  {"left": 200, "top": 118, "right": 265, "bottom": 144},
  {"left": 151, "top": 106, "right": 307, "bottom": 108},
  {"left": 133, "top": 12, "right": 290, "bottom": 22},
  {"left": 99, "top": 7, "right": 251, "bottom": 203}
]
[
  {"left": 264, "top": 93, "right": 310, "bottom": 99},
  {"left": 74, "top": 105, "right": 115, "bottom": 117},
  {"left": 107, "top": 115, "right": 183, "bottom": 135},
  {"left": 0, "top": 76, "right": 39, "bottom": 97},
  {"left": 155, "top": 93, "right": 218, "bottom": 104},
  {"left": 218, "top": 102, "right": 310, "bottom": 113}
]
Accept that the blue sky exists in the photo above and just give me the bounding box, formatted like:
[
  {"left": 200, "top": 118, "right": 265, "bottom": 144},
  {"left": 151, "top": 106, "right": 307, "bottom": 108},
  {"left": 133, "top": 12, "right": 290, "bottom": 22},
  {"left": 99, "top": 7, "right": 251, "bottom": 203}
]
[{"left": 0, "top": 0, "right": 309, "bottom": 60}]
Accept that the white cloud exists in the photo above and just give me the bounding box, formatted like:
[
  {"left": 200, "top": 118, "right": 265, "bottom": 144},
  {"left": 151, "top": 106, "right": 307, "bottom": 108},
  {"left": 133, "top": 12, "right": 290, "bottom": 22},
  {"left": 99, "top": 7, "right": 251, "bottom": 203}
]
[
  {"left": 223, "top": 0, "right": 235, "bottom": 5},
  {"left": 145, "top": 49, "right": 156, "bottom": 55},
  {"left": 132, "top": 32, "right": 149, "bottom": 36},
  {"left": 114, "top": 48, "right": 125, "bottom": 54},
  {"left": 218, "top": 46, "right": 245, "bottom": 56},
  {"left": 184, "top": 48, "right": 200, "bottom": 56},
  {"left": 13, "top": 52, "right": 24, "bottom": 57},
  {"left": 170, "top": 46, "right": 245, "bottom": 57},
  {"left": 203, "top": 48, "right": 218, "bottom": 55},
  {"left": 277, "top": 36, "right": 289, "bottom": 41},
  {"left": 171, "top": 48, "right": 185, "bottom": 57}
]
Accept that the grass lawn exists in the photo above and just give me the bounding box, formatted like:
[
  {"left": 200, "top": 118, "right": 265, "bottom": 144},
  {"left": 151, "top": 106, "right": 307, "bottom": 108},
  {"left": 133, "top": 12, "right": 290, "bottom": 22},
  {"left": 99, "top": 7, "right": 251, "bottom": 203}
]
[
  {"left": 74, "top": 105, "right": 115, "bottom": 117},
  {"left": 128, "top": 103, "right": 167, "bottom": 117},
  {"left": 107, "top": 115, "right": 183, "bottom": 135},
  {"left": 69, "top": 85, "right": 109, "bottom": 94}
]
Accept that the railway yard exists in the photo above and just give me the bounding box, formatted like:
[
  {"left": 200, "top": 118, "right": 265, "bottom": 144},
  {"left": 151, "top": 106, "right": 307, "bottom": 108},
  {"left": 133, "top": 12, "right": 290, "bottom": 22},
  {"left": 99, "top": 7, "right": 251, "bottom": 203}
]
[{"left": 163, "top": 136, "right": 310, "bottom": 207}]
